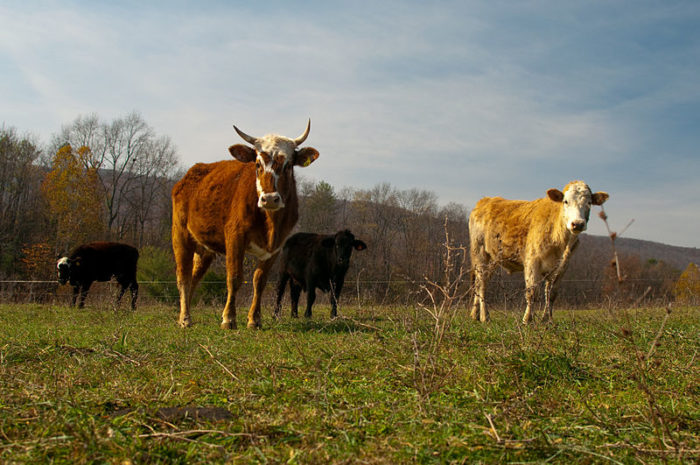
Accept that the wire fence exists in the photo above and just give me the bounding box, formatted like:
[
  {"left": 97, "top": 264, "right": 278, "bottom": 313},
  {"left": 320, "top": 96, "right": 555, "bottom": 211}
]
[{"left": 1, "top": 277, "right": 697, "bottom": 309}]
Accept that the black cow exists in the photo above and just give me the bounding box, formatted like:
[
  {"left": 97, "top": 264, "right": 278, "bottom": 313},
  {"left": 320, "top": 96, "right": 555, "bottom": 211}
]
[
  {"left": 56, "top": 241, "right": 139, "bottom": 309},
  {"left": 274, "top": 230, "right": 367, "bottom": 319}
]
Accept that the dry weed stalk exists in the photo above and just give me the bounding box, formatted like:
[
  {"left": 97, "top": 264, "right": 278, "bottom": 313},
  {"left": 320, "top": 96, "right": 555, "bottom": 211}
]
[
  {"left": 617, "top": 306, "right": 685, "bottom": 457},
  {"left": 418, "top": 216, "right": 471, "bottom": 334},
  {"left": 411, "top": 217, "right": 470, "bottom": 409},
  {"left": 599, "top": 205, "right": 634, "bottom": 284}
]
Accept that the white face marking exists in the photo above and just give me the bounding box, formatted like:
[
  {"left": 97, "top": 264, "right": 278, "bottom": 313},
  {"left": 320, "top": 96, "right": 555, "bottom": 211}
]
[
  {"left": 253, "top": 134, "right": 294, "bottom": 210},
  {"left": 561, "top": 182, "right": 593, "bottom": 234},
  {"left": 57, "top": 257, "right": 70, "bottom": 269},
  {"left": 255, "top": 134, "right": 296, "bottom": 159}
]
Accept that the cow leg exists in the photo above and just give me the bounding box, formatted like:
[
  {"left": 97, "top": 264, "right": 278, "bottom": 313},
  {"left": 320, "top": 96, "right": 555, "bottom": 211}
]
[
  {"left": 289, "top": 282, "right": 302, "bottom": 318},
  {"left": 189, "top": 250, "right": 214, "bottom": 314},
  {"left": 192, "top": 251, "right": 215, "bottom": 291},
  {"left": 274, "top": 272, "right": 290, "bottom": 318},
  {"left": 174, "top": 233, "right": 196, "bottom": 328},
  {"left": 116, "top": 282, "right": 127, "bottom": 308},
  {"left": 469, "top": 239, "right": 491, "bottom": 322},
  {"left": 543, "top": 279, "right": 557, "bottom": 323},
  {"left": 71, "top": 285, "right": 80, "bottom": 307},
  {"left": 542, "top": 266, "right": 566, "bottom": 323},
  {"left": 78, "top": 281, "right": 92, "bottom": 308},
  {"left": 304, "top": 286, "right": 316, "bottom": 319},
  {"left": 221, "top": 244, "right": 245, "bottom": 330},
  {"left": 330, "top": 276, "right": 345, "bottom": 319},
  {"left": 523, "top": 263, "right": 541, "bottom": 325},
  {"left": 247, "top": 256, "right": 277, "bottom": 329},
  {"left": 542, "top": 245, "right": 574, "bottom": 323},
  {"left": 470, "top": 265, "right": 491, "bottom": 322},
  {"left": 129, "top": 281, "right": 139, "bottom": 310}
]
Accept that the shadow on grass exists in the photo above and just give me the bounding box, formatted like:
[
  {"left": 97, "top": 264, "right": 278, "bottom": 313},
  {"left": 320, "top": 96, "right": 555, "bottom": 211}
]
[
  {"left": 506, "top": 349, "right": 591, "bottom": 387},
  {"left": 278, "top": 315, "right": 384, "bottom": 334}
]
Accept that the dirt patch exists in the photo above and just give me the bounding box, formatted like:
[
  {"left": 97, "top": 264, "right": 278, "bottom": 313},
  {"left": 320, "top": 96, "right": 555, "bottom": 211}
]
[{"left": 156, "top": 406, "right": 234, "bottom": 422}]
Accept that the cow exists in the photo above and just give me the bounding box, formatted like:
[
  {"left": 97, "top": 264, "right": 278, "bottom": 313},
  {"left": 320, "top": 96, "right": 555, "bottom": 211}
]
[
  {"left": 274, "top": 230, "right": 367, "bottom": 319},
  {"left": 469, "top": 180, "right": 608, "bottom": 324},
  {"left": 56, "top": 241, "right": 139, "bottom": 309},
  {"left": 172, "top": 120, "right": 319, "bottom": 329}
]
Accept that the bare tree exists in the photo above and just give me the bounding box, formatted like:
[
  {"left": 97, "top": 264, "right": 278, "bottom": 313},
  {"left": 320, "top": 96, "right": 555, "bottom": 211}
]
[
  {"left": 100, "top": 112, "right": 153, "bottom": 238},
  {"left": 125, "top": 135, "right": 179, "bottom": 247},
  {"left": 52, "top": 112, "right": 179, "bottom": 242},
  {"left": 0, "top": 126, "right": 45, "bottom": 275}
]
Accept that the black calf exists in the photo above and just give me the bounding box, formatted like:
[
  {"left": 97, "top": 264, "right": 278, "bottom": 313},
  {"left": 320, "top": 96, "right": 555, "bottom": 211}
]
[
  {"left": 57, "top": 241, "right": 139, "bottom": 309},
  {"left": 275, "top": 230, "right": 366, "bottom": 319}
]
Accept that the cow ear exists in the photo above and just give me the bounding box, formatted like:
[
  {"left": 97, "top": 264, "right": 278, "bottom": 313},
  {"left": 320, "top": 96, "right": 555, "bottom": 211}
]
[
  {"left": 293, "top": 147, "right": 319, "bottom": 167},
  {"left": 547, "top": 189, "right": 564, "bottom": 202},
  {"left": 321, "top": 237, "right": 335, "bottom": 248},
  {"left": 229, "top": 144, "right": 257, "bottom": 163},
  {"left": 591, "top": 191, "right": 609, "bottom": 205},
  {"left": 353, "top": 240, "right": 367, "bottom": 251}
]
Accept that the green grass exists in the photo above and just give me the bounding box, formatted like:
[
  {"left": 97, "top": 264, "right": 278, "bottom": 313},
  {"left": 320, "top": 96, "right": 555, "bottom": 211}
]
[{"left": 0, "top": 302, "right": 698, "bottom": 464}]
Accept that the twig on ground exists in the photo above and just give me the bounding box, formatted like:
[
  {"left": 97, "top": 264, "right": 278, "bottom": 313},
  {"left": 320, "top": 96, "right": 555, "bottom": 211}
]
[
  {"left": 198, "top": 344, "right": 239, "bottom": 381},
  {"left": 484, "top": 413, "right": 502, "bottom": 443},
  {"left": 645, "top": 306, "right": 671, "bottom": 365}
]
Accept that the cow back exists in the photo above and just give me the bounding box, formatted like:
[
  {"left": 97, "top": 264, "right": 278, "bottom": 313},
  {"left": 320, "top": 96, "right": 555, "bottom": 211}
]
[
  {"left": 69, "top": 242, "right": 139, "bottom": 283},
  {"left": 173, "top": 160, "right": 299, "bottom": 255},
  {"left": 471, "top": 196, "right": 563, "bottom": 266}
]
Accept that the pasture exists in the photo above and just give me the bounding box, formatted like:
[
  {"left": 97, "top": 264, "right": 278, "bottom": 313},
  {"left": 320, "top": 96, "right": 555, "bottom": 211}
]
[{"left": 0, "top": 302, "right": 697, "bottom": 464}]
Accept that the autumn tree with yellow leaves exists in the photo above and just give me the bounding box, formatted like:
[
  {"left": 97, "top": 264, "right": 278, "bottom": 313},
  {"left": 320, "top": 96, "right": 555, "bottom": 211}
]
[
  {"left": 673, "top": 262, "right": 700, "bottom": 305},
  {"left": 42, "top": 144, "right": 105, "bottom": 252}
]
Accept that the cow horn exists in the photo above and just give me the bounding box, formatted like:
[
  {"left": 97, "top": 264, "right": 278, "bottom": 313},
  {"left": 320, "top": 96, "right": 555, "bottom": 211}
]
[
  {"left": 233, "top": 125, "right": 258, "bottom": 145},
  {"left": 293, "top": 119, "right": 311, "bottom": 146}
]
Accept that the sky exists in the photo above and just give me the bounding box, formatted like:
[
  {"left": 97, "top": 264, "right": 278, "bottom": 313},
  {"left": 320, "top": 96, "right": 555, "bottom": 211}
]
[{"left": 1, "top": 0, "right": 699, "bottom": 248}]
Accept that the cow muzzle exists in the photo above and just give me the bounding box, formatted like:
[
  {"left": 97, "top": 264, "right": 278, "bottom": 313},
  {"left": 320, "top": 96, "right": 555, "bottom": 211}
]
[
  {"left": 57, "top": 259, "right": 70, "bottom": 284},
  {"left": 57, "top": 269, "right": 69, "bottom": 284},
  {"left": 258, "top": 192, "right": 285, "bottom": 211},
  {"left": 570, "top": 220, "right": 586, "bottom": 233}
]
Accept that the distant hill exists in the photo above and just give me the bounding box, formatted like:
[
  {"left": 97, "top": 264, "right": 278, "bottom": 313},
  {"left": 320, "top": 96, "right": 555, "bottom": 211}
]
[{"left": 579, "top": 234, "right": 700, "bottom": 272}]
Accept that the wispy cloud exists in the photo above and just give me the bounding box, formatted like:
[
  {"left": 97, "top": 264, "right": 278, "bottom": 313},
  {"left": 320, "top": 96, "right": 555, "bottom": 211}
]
[{"left": 1, "top": 0, "right": 699, "bottom": 247}]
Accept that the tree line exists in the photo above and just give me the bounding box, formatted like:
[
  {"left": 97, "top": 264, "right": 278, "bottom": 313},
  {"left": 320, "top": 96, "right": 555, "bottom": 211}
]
[{"left": 0, "top": 114, "right": 695, "bottom": 308}]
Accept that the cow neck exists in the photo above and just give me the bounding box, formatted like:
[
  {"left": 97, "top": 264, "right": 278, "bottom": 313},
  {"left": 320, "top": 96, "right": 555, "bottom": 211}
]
[
  {"left": 551, "top": 202, "right": 577, "bottom": 250},
  {"left": 259, "top": 176, "right": 299, "bottom": 252}
]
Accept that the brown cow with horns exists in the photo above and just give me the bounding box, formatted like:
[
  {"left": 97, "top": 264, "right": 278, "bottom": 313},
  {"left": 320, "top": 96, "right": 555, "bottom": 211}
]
[{"left": 171, "top": 120, "right": 319, "bottom": 329}]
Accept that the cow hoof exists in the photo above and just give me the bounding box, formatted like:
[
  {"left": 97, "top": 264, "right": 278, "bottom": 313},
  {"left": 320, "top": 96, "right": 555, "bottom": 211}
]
[
  {"left": 221, "top": 320, "right": 237, "bottom": 330},
  {"left": 178, "top": 318, "right": 192, "bottom": 328},
  {"left": 247, "top": 321, "right": 261, "bottom": 329}
]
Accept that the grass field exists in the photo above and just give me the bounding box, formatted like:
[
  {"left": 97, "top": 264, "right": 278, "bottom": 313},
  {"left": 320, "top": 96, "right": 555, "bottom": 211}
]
[{"left": 0, "top": 301, "right": 698, "bottom": 464}]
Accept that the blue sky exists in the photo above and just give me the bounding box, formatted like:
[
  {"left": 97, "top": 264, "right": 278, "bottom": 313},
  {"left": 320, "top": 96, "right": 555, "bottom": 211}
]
[{"left": 2, "top": 0, "right": 699, "bottom": 248}]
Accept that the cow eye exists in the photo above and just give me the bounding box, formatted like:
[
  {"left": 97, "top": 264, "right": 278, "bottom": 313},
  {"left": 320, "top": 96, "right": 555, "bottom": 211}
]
[{"left": 563, "top": 200, "right": 568, "bottom": 205}]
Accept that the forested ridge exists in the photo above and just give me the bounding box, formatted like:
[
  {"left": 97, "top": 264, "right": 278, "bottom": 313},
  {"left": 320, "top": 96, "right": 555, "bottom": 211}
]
[{"left": 2, "top": 115, "right": 698, "bottom": 307}]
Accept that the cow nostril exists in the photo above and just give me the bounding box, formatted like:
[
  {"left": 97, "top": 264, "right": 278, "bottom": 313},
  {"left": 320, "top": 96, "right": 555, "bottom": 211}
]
[{"left": 571, "top": 221, "right": 585, "bottom": 231}]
